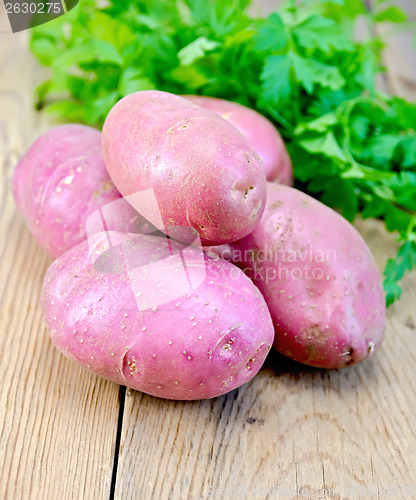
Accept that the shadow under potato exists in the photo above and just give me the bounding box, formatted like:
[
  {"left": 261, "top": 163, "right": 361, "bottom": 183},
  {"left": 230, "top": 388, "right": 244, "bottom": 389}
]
[
  {"left": 119, "top": 345, "right": 381, "bottom": 409},
  {"left": 261, "top": 349, "right": 320, "bottom": 376}
]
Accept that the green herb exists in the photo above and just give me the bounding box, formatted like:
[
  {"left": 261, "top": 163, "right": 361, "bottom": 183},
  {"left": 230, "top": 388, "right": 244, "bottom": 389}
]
[{"left": 30, "top": 0, "right": 416, "bottom": 305}]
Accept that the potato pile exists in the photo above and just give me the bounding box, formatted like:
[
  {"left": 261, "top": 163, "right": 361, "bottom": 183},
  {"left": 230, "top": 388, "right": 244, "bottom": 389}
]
[{"left": 13, "top": 91, "right": 386, "bottom": 400}]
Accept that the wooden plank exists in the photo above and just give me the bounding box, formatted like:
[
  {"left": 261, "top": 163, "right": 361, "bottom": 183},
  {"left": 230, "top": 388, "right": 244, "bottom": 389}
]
[
  {"left": 370, "top": 0, "right": 416, "bottom": 98},
  {"left": 112, "top": 218, "right": 416, "bottom": 500},
  {"left": 249, "top": 0, "right": 277, "bottom": 17},
  {"left": 2, "top": 1, "right": 415, "bottom": 498},
  {"left": 0, "top": 14, "right": 121, "bottom": 500},
  {"left": 113, "top": 2, "right": 416, "bottom": 498}
]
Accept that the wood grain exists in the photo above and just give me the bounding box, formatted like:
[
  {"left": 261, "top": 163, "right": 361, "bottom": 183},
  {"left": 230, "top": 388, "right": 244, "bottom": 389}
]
[
  {"left": 113, "top": 219, "right": 416, "bottom": 500},
  {"left": 114, "top": 3, "right": 416, "bottom": 498},
  {"left": 370, "top": 0, "right": 416, "bottom": 98},
  {"left": 0, "top": 15, "right": 121, "bottom": 500},
  {"left": 1, "top": 1, "right": 415, "bottom": 500}
]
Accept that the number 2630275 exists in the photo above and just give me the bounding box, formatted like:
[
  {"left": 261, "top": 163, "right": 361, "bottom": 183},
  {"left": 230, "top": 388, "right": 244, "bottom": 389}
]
[{"left": 5, "top": 2, "right": 62, "bottom": 14}]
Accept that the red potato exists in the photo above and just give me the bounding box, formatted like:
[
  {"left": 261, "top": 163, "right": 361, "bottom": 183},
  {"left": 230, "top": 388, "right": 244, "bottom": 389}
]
[
  {"left": 183, "top": 95, "right": 293, "bottom": 185},
  {"left": 12, "top": 124, "right": 139, "bottom": 258},
  {"left": 102, "top": 90, "right": 267, "bottom": 245},
  {"left": 41, "top": 231, "right": 274, "bottom": 400},
  {"left": 214, "top": 183, "right": 386, "bottom": 369}
]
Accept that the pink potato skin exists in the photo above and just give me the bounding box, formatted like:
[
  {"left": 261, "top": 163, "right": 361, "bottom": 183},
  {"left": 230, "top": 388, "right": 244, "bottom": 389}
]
[
  {"left": 101, "top": 91, "right": 267, "bottom": 245},
  {"left": 183, "top": 95, "right": 293, "bottom": 185},
  {"left": 12, "top": 124, "right": 138, "bottom": 258},
  {"left": 41, "top": 232, "right": 274, "bottom": 400},
  {"left": 220, "top": 183, "right": 386, "bottom": 369}
]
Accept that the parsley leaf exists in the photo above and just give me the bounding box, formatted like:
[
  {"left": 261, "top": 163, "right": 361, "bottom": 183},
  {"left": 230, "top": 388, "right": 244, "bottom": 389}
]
[
  {"left": 253, "top": 12, "right": 287, "bottom": 52},
  {"left": 260, "top": 55, "right": 292, "bottom": 105},
  {"left": 384, "top": 240, "right": 416, "bottom": 306},
  {"left": 292, "top": 15, "right": 354, "bottom": 54}
]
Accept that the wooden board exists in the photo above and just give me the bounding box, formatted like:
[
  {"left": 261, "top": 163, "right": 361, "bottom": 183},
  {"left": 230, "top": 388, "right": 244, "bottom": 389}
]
[
  {"left": 372, "top": 0, "right": 416, "bottom": 99},
  {"left": 114, "top": 4, "right": 416, "bottom": 498},
  {"left": 0, "top": 1, "right": 415, "bottom": 499},
  {"left": 0, "top": 10, "right": 121, "bottom": 500},
  {"left": 113, "top": 218, "right": 416, "bottom": 500}
]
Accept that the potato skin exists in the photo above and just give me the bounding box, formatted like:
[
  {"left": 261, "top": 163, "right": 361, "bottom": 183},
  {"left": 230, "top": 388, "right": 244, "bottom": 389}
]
[
  {"left": 41, "top": 232, "right": 274, "bottom": 400},
  {"left": 12, "top": 124, "right": 138, "bottom": 258},
  {"left": 221, "top": 183, "right": 386, "bottom": 369},
  {"left": 101, "top": 91, "right": 267, "bottom": 245},
  {"left": 183, "top": 95, "right": 293, "bottom": 185}
]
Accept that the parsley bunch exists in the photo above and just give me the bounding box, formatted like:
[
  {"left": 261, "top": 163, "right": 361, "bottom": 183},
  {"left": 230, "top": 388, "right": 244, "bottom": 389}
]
[{"left": 30, "top": 0, "right": 416, "bottom": 305}]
